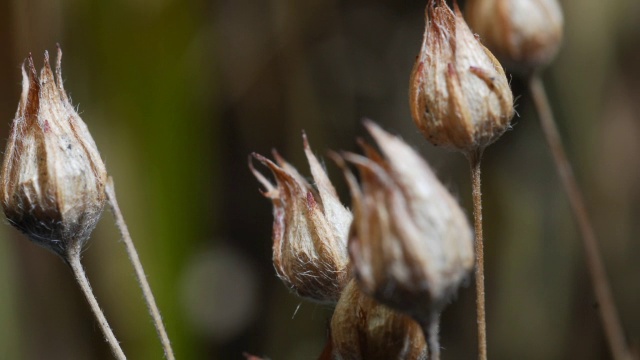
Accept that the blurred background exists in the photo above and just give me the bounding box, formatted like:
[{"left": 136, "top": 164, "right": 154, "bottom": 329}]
[{"left": 0, "top": 0, "right": 639, "bottom": 359}]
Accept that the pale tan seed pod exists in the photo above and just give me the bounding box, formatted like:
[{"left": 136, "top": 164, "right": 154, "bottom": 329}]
[
  {"left": 1, "top": 48, "right": 108, "bottom": 258},
  {"left": 249, "top": 134, "right": 352, "bottom": 303},
  {"left": 409, "top": 0, "right": 514, "bottom": 154},
  {"left": 330, "top": 279, "right": 427, "bottom": 360},
  {"left": 335, "top": 121, "right": 474, "bottom": 324},
  {"left": 466, "top": 0, "right": 563, "bottom": 72}
]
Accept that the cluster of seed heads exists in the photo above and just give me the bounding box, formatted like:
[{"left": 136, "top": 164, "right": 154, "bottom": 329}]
[
  {"left": 1, "top": 0, "right": 570, "bottom": 358},
  {"left": 248, "top": 0, "right": 568, "bottom": 358}
]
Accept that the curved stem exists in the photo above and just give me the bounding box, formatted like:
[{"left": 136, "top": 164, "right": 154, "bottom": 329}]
[
  {"left": 67, "top": 254, "right": 127, "bottom": 360},
  {"left": 469, "top": 151, "right": 487, "bottom": 360},
  {"left": 529, "top": 76, "right": 631, "bottom": 360},
  {"left": 105, "top": 178, "right": 175, "bottom": 360}
]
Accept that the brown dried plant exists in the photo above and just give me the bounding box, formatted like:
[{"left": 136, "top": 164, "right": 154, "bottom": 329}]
[
  {"left": 1, "top": 47, "right": 175, "bottom": 360},
  {"left": 409, "top": 1, "right": 515, "bottom": 358},
  {"left": 466, "top": 0, "right": 633, "bottom": 359}
]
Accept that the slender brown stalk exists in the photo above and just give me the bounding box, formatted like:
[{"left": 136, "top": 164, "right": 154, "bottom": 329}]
[
  {"left": 469, "top": 150, "right": 487, "bottom": 360},
  {"left": 529, "top": 75, "right": 631, "bottom": 360},
  {"left": 105, "top": 178, "right": 175, "bottom": 360},
  {"left": 67, "top": 254, "right": 127, "bottom": 360}
]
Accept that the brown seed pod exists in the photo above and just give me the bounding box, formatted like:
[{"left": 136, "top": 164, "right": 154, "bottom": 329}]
[
  {"left": 330, "top": 279, "right": 427, "bottom": 360},
  {"left": 335, "top": 121, "right": 474, "bottom": 324},
  {"left": 1, "top": 47, "right": 108, "bottom": 258},
  {"left": 466, "top": 0, "right": 563, "bottom": 73},
  {"left": 250, "top": 134, "right": 352, "bottom": 303},
  {"left": 409, "top": 0, "right": 514, "bottom": 153}
]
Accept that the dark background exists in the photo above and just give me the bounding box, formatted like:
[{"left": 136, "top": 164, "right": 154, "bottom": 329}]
[{"left": 0, "top": 0, "right": 639, "bottom": 359}]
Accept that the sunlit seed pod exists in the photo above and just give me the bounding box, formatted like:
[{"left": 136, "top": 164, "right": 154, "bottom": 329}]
[
  {"left": 335, "top": 121, "right": 474, "bottom": 324},
  {"left": 409, "top": 0, "right": 515, "bottom": 153},
  {"left": 249, "top": 134, "right": 352, "bottom": 303},
  {"left": 1, "top": 47, "right": 108, "bottom": 258}
]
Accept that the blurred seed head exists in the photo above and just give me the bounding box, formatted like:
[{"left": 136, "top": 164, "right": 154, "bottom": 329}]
[
  {"left": 335, "top": 121, "right": 474, "bottom": 322},
  {"left": 466, "top": 0, "right": 563, "bottom": 72},
  {"left": 1, "top": 47, "right": 108, "bottom": 258},
  {"left": 409, "top": 0, "right": 514, "bottom": 153},
  {"left": 249, "top": 134, "right": 352, "bottom": 303},
  {"left": 330, "top": 279, "right": 427, "bottom": 360}
]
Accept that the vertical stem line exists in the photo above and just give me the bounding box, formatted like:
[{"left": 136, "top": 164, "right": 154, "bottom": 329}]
[
  {"left": 419, "top": 312, "right": 441, "bottom": 360},
  {"left": 529, "top": 76, "right": 631, "bottom": 360},
  {"left": 469, "top": 151, "right": 487, "bottom": 360},
  {"left": 67, "top": 254, "right": 127, "bottom": 360},
  {"left": 105, "top": 178, "right": 175, "bottom": 360}
]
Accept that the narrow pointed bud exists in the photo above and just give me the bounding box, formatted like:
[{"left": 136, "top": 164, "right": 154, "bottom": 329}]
[
  {"left": 1, "top": 48, "right": 108, "bottom": 258},
  {"left": 336, "top": 121, "right": 474, "bottom": 323},
  {"left": 249, "top": 134, "right": 352, "bottom": 303},
  {"left": 466, "top": 0, "right": 563, "bottom": 72},
  {"left": 410, "top": 0, "right": 514, "bottom": 153},
  {"left": 330, "top": 280, "right": 427, "bottom": 360}
]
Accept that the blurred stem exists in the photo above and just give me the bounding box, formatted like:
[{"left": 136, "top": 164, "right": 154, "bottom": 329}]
[
  {"left": 469, "top": 150, "right": 487, "bottom": 360},
  {"left": 420, "top": 312, "right": 441, "bottom": 360},
  {"left": 67, "top": 253, "right": 126, "bottom": 360},
  {"left": 105, "top": 178, "right": 175, "bottom": 360},
  {"left": 529, "top": 76, "right": 631, "bottom": 360}
]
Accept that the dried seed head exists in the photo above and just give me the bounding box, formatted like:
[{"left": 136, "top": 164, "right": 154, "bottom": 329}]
[
  {"left": 249, "top": 134, "right": 352, "bottom": 303},
  {"left": 409, "top": 0, "right": 514, "bottom": 153},
  {"left": 466, "top": 0, "right": 563, "bottom": 72},
  {"left": 336, "top": 121, "right": 474, "bottom": 322},
  {"left": 330, "top": 279, "right": 427, "bottom": 360},
  {"left": 1, "top": 48, "right": 108, "bottom": 258}
]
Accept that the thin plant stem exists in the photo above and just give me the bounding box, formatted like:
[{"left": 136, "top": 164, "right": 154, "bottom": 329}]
[
  {"left": 420, "top": 312, "right": 441, "bottom": 360},
  {"left": 529, "top": 76, "right": 631, "bottom": 360},
  {"left": 469, "top": 150, "right": 487, "bottom": 360},
  {"left": 67, "top": 253, "right": 127, "bottom": 360},
  {"left": 105, "top": 177, "right": 175, "bottom": 360}
]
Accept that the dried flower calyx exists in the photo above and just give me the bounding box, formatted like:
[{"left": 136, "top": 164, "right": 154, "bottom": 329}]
[
  {"left": 410, "top": 0, "right": 514, "bottom": 153},
  {"left": 330, "top": 279, "right": 427, "bottom": 360},
  {"left": 466, "top": 0, "right": 563, "bottom": 72},
  {"left": 336, "top": 121, "right": 474, "bottom": 323},
  {"left": 250, "top": 134, "right": 352, "bottom": 303},
  {"left": 1, "top": 48, "right": 108, "bottom": 258}
]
